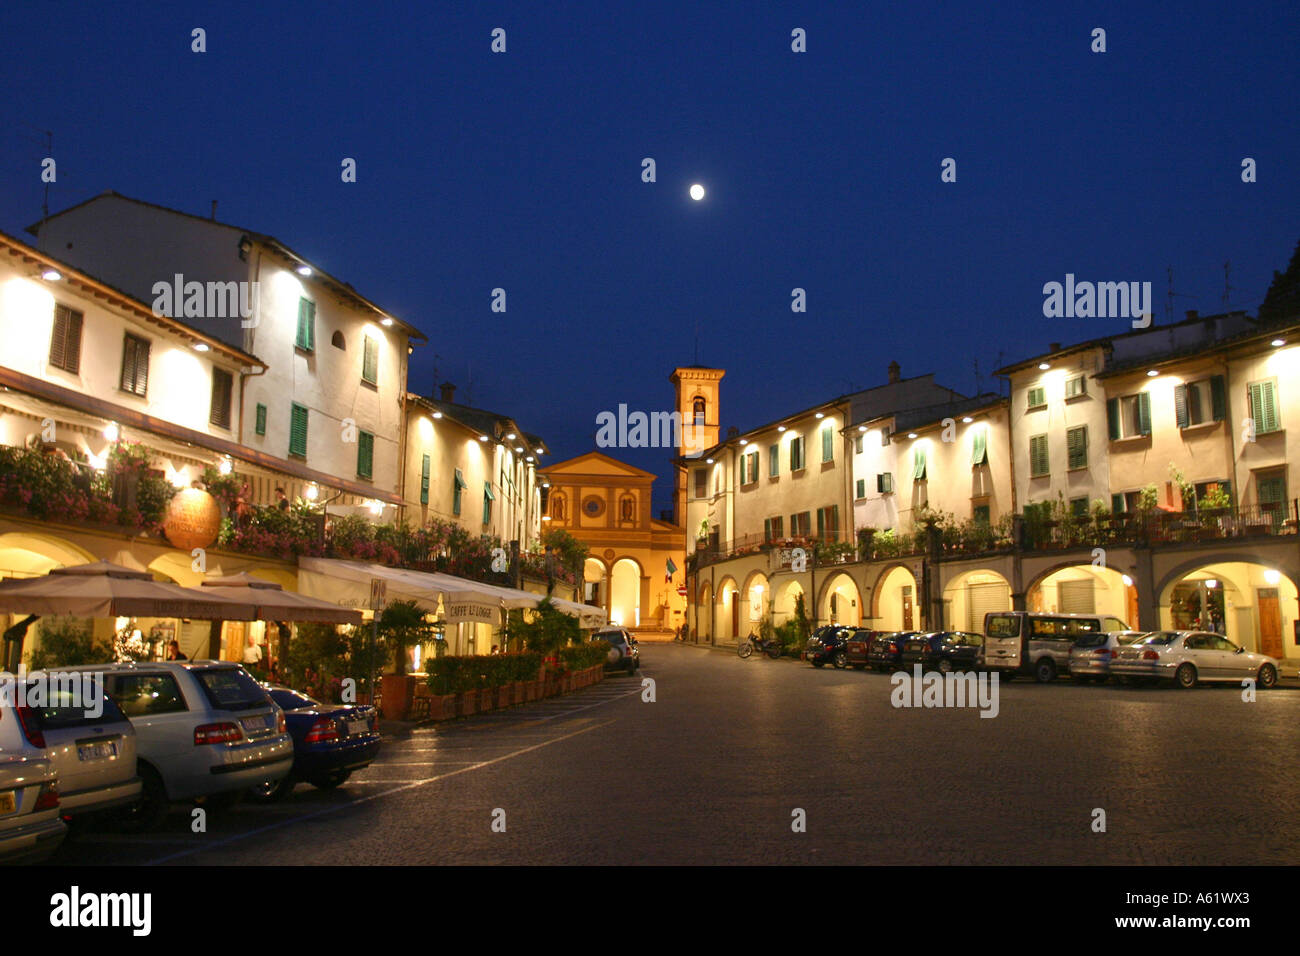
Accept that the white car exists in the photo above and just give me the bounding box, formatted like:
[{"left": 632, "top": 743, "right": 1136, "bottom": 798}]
[
  {"left": 69, "top": 661, "right": 293, "bottom": 829},
  {"left": 19, "top": 675, "right": 141, "bottom": 821},
  {"left": 1111, "top": 631, "right": 1280, "bottom": 689},
  {"left": 0, "top": 701, "right": 65, "bottom": 863}
]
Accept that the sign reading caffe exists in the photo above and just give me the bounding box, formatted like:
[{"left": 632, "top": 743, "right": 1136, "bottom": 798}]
[{"left": 444, "top": 602, "right": 499, "bottom": 625}]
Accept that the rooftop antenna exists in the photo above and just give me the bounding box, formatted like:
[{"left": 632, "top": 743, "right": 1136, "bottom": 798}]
[
  {"left": 465, "top": 360, "right": 472, "bottom": 407},
  {"left": 1165, "top": 266, "right": 1197, "bottom": 322},
  {"left": 23, "top": 125, "right": 54, "bottom": 251},
  {"left": 1222, "top": 260, "right": 1234, "bottom": 311},
  {"left": 973, "top": 357, "right": 981, "bottom": 396}
]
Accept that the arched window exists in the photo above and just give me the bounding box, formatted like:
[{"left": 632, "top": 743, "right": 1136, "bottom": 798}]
[
  {"left": 551, "top": 493, "right": 566, "bottom": 521},
  {"left": 620, "top": 495, "right": 635, "bottom": 522},
  {"left": 692, "top": 397, "right": 706, "bottom": 424},
  {"left": 331, "top": 330, "right": 346, "bottom": 350}
]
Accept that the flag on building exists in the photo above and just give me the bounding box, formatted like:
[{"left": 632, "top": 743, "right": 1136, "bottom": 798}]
[{"left": 665, "top": 557, "right": 678, "bottom": 582}]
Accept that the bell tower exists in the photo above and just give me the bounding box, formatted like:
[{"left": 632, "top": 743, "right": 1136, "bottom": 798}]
[{"left": 670, "top": 366, "right": 724, "bottom": 525}]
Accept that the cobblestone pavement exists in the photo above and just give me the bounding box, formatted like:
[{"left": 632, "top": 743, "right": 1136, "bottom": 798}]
[{"left": 48, "top": 644, "right": 1300, "bottom": 865}]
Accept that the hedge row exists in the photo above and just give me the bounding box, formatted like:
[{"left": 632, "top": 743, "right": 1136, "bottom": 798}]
[
  {"left": 558, "top": 640, "right": 611, "bottom": 671},
  {"left": 424, "top": 652, "right": 543, "bottom": 695}
]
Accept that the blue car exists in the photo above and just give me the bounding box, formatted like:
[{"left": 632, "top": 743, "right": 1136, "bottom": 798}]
[{"left": 249, "top": 685, "right": 381, "bottom": 801}]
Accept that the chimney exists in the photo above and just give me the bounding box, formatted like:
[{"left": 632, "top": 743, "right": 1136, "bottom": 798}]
[
  {"left": 1049, "top": 342, "right": 1061, "bottom": 353},
  {"left": 210, "top": 200, "right": 217, "bottom": 221},
  {"left": 887, "top": 360, "right": 900, "bottom": 384},
  {"left": 1185, "top": 309, "right": 1198, "bottom": 321},
  {"left": 726, "top": 426, "right": 739, "bottom": 439},
  {"left": 438, "top": 382, "right": 456, "bottom": 403}
]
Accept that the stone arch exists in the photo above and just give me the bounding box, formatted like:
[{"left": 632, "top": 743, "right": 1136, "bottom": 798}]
[
  {"left": 942, "top": 568, "right": 1013, "bottom": 633},
  {"left": 715, "top": 574, "right": 741, "bottom": 641},
  {"left": 817, "top": 571, "right": 863, "bottom": 626},
  {"left": 610, "top": 556, "right": 642, "bottom": 628},
  {"left": 870, "top": 563, "right": 919, "bottom": 630}
]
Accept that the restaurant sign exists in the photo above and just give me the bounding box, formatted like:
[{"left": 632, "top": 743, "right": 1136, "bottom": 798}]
[
  {"left": 444, "top": 601, "right": 499, "bottom": 625},
  {"left": 163, "top": 488, "right": 221, "bottom": 551}
]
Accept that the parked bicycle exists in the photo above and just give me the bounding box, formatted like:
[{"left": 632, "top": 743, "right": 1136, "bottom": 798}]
[{"left": 737, "top": 631, "right": 783, "bottom": 660}]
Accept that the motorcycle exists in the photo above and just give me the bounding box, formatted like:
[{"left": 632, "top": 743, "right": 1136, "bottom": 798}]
[{"left": 737, "top": 632, "right": 782, "bottom": 660}]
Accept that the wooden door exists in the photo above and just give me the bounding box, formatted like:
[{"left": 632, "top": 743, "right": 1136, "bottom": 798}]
[{"left": 1258, "top": 588, "right": 1283, "bottom": 659}]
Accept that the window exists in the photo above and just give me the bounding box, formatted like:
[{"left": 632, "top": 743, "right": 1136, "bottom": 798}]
[
  {"left": 1027, "top": 385, "right": 1046, "bottom": 409},
  {"left": 1107, "top": 393, "right": 1152, "bottom": 440},
  {"left": 789, "top": 436, "right": 804, "bottom": 471},
  {"left": 692, "top": 397, "right": 706, "bottom": 423},
  {"left": 1065, "top": 375, "right": 1087, "bottom": 399},
  {"left": 120, "top": 334, "right": 150, "bottom": 396},
  {"left": 331, "top": 330, "right": 346, "bottom": 350},
  {"left": 1066, "top": 425, "right": 1088, "bottom": 470},
  {"left": 1029, "top": 434, "right": 1049, "bottom": 477},
  {"left": 790, "top": 511, "right": 811, "bottom": 537},
  {"left": 1070, "top": 496, "right": 1088, "bottom": 518},
  {"left": 295, "top": 298, "right": 316, "bottom": 351},
  {"left": 1111, "top": 493, "right": 1125, "bottom": 514},
  {"left": 453, "top": 469, "right": 467, "bottom": 516},
  {"left": 1193, "top": 479, "right": 1231, "bottom": 506},
  {"left": 970, "top": 427, "right": 988, "bottom": 466},
  {"left": 210, "top": 369, "right": 233, "bottom": 429},
  {"left": 768, "top": 444, "right": 779, "bottom": 477},
  {"left": 693, "top": 468, "right": 707, "bottom": 498},
  {"left": 255, "top": 403, "right": 267, "bottom": 435},
  {"left": 880, "top": 426, "right": 891, "bottom": 446},
  {"left": 1175, "top": 376, "right": 1226, "bottom": 428},
  {"left": 362, "top": 335, "right": 379, "bottom": 386},
  {"left": 763, "top": 516, "right": 784, "bottom": 541},
  {"left": 482, "top": 482, "right": 495, "bottom": 525},
  {"left": 973, "top": 503, "right": 991, "bottom": 525},
  {"left": 856, "top": 478, "right": 866, "bottom": 499},
  {"left": 740, "top": 450, "right": 758, "bottom": 485},
  {"left": 289, "top": 403, "right": 308, "bottom": 457},
  {"left": 821, "top": 425, "right": 834, "bottom": 463},
  {"left": 108, "top": 673, "right": 186, "bottom": 717},
  {"left": 911, "top": 448, "right": 926, "bottom": 481},
  {"left": 1247, "top": 380, "right": 1280, "bottom": 434},
  {"left": 420, "top": 454, "right": 430, "bottom": 505},
  {"left": 815, "top": 505, "right": 839, "bottom": 539},
  {"left": 48, "top": 304, "right": 84, "bottom": 373},
  {"left": 877, "top": 472, "right": 894, "bottom": 494},
  {"left": 854, "top": 434, "right": 864, "bottom": 454},
  {"left": 356, "top": 430, "right": 374, "bottom": 479}
]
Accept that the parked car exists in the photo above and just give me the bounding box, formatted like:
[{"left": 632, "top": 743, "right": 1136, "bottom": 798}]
[
  {"left": 20, "top": 676, "right": 141, "bottom": 821},
  {"left": 1110, "top": 631, "right": 1280, "bottom": 689},
  {"left": 844, "top": 630, "right": 883, "bottom": 670},
  {"left": 69, "top": 661, "right": 294, "bottom": 829},
  {"left": 0, "top": 697, "right": 65, "bottom": 862},
  {"left": 806, "top": 625, "right": 855, "bottom": 668},
  {"left": 1068, "top": 630, "right": 1145, "bottom": 683},
  {"left": 868, "top": 631, "right": 918, "bottom": 672},
  {"left": 594, "top": 627, "right": 639, "bottom": 674},
  {"left": 983, "top": 611, "right": 1133, "bottom": 682},
  {"left": 251, "top": 685, "right": 380, "bottom": 800},
  {"left": 900, "top": 631, "right": 984, "bottom": 673}
]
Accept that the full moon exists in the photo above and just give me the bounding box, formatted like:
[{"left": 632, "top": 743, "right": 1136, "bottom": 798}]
[{"left": 689, "top": 184, "right": 705, "bottom": 200}]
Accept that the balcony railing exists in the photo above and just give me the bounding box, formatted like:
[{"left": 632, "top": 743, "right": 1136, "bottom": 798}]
[{"left": 1023, "top": 501, "right": 1299, "bottom": 551}]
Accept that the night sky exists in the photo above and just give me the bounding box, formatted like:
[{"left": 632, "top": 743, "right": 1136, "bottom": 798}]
[{"left": 3, "top": 1, "right": 1296, "bottom": 515}]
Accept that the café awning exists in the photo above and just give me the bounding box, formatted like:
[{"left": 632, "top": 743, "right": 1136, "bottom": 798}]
[
  {"left": 0, "top": 561, "right": 258, "bottom": 620},
  {"left": 296, "top": 558, "right": 541, "bottom": 617},
  {"left": 199, "top": 572, "right": 364, "bottom": 625},
  {"left": 547, "top": 597, "right": 608, "bottom": 628}
]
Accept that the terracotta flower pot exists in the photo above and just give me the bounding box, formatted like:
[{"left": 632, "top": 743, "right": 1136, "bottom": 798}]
[
  {"left": 431, "top": 694, "right": 456, "bottom": 720},
  {"left": 457, "top": 691, "right": 477, "bottom": 716},
  {"left": 381, "top": 674, "right": 415, "bottom": 722},
  {"left": 497, "top": 686, "right": 511, "bottom": 709},
  {"left": 478, "top": 687, "right": 494, "bottom": 711}
]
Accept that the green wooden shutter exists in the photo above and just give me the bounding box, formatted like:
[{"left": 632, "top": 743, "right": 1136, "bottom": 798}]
[
  {"left": 1210, "top": 375, "right": 1226, "bottom": 421},
  {"left": 769, "top": 444, "right": 779, "bottom": 476},
  {"left": 421, "top": 454, "right": 432, "bottom": 502},
  {"left": 821, "top": 426, "right": 833, "bottom": 462},
  {"left": 357, "top": 431, "right": 374, "bottom": 479},
  {"left": 971, "top": 428, "right": 987, "bottom": 466},
  {"left": 296, "top": 298, "right": 315, "bottom": 351},
  {"left": 453, "top": 469, "right": 464, "bottom": 515},
  {"left": 1028, "top": 386, "right": 1045, "bottom": 408},
  {"left": 289, "top": 403, "right": 308, "bottom": 457},
  {"left": 856, "top": 478, "right": 865, "bottom": 498},
  {"left": 1067, "top": 427, "right": 1087, "bottom": 469},
  {"left": 255, "top": 403, "right": 267, "bottom": 435},
  {"left": 1111, "top": 493, "right": 1125, "bottom": 514},
  {"left": 912, "top": 448, "right": 926, "bottom": 481},
  {"left": 816, "top": 508, "right": 825, "bottom": 537},
  {"left": 362, "top": 335, "right": 379, "bottom": 385},
  {"left": 1174, "top": 384, "right": 1189, "bottom": 429},
  {"left": 1107, "top": 398, "right": 1120, "bottom": 440},
  {"left": 1137, "top": 392, "right": 1152, "bottom": 435},
  {"left": 1030, "top": 435, "right": 1049, "bottom": 476},
  {"left": 1250, "top": 381, "right": 1279, "bottom": 433},
  {"left": 209, "top": 370, "right": 233, "bottom": 428}
]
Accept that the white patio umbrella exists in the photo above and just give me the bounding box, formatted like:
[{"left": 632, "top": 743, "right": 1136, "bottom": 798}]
[
  {"left": 0, "top": 561, "right": 258, "bottom": 620},
  {"left": 199, "top": 572, "right": 363, "bottom": 625}
]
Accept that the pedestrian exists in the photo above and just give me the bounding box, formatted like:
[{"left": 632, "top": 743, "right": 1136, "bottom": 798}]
[
  {"left": 165, "top": 640, "right": 187, "bottom": 661},
  {"left": 276, "top": 487, "right": 290, "bottom": 511},
  {"left": 243, "top": 633, "right": 263, "bottom": 666}
]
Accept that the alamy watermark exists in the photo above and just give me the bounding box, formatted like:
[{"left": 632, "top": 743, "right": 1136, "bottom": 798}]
[
  {"left": 0, "top": 668, "right": 104, "bottom": 717},
  {"left": 595, "top": 405, "right": 709, "bottom": 454},
  {"left": 151, "top": 274, "right": 259, "bottom": 328},
  {"left": 1042, "top": 274, "right": 1153, "bottom": 328},
  {"left": 890, "top": 665, "right": 999, "bottom": 718}
]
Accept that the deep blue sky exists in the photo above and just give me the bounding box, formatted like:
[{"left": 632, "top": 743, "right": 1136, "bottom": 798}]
[{"left": 3, "top": 1, "right": 1296, "bottom": 515}]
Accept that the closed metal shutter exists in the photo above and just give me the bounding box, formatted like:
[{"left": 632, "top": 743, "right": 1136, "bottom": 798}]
[
  {"left": 967, "top": 582, "right": 1010, "bottom": 632},
  {"left": 1058, "top": 579, "right": 1096, "bottom": 614}
]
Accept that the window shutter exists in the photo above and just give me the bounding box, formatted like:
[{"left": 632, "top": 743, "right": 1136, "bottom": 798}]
[
  {"left": 912, "top": 448, "right": 926, "bottom": 481},
  {"left": 255, "top": 403, "right": 267, "bottom": 435},
  {"left": 1107, "top": 397, "right": 1120, "bottom": 440},
  {"left": 1174, "top": 384, "right": 1189, "bottom": 429},
  {"left": 971, "top": 428, "right": 987, "bottom": 466},
  {"left": 1137, "top": 392, "right": 1152, "bottom": 435},
  {"left": 856, "top": 478, "right": 865, "bottom": 498},
  {"left": 209, "top": 369, "right": 233, "bottom": 428},
  {"left": 830, "top": 505, "right": 839, "bottom": 534},
  {"left": 877, "top": 473, "right": 885, "bottom": 493},
  {"left": 750, "top": 451, "right": 758, "bottom": 481},
  {"left": 764, "top": 518, "right": 772, "bottom": 540},
  {"left": 1259, "top": 382, "right": 1279, "bottom": 432},
  {"left": 49, "top": 305, "right": 84, "bottom": 373},
  {"left": 1030, "top": 435, "right": 1049, "bottom": 476},
  {"left": 362, "top": 335, "right": 379, "bottom": 384},
  {"left": 453, "top": 469, "right": 464, "bottom": 515},
  {"left": 769, "top": 445, "right": 779, "bottom": 476},
  {"left": 296, "top": 298, "right": 315, "bottom": 350},
  {"left": 821, "top": 426, "right": 833, "bottom": 462},
  {"left": 357, "top": 432, "right": 374, "bottom": 478},
  {"left": 1111, "top": 493, "right": 1124, "bottom": 514},
  {"left": 1210, "top": 375, "right": 1226, "bottom": 421},
  {"left": 289, "top": 403, "right": 308, "bottom": 457},
  {"left": 816, "top": 508, "right": 825, "bottom": 537},
  {"left": 120, "top": 335, "right": 150, "bottom": 396},
  {"left": 1067, "top": 427, "right": 1087, "bottom": 469}
]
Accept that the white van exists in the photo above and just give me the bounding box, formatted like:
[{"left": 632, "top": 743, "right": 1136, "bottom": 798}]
[{"left": 983, "top": 611, "right": 1132, "bottom": 683}]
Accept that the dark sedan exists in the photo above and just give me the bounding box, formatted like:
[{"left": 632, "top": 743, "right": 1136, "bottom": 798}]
[
  {"left": 844, "top": 630, "right": 883, "bottom": 669},
  {"left": 900, "top": 631, "right": 984, "bottom": 673},
  {"left": 806, "top": 625, "right": 855, "bottom": 668},
  {"left": 868, "top": 631, "right": 918, "bottom": 672},
  {"left": 250, "top": 685, "right": 381, "bottom": 801}
]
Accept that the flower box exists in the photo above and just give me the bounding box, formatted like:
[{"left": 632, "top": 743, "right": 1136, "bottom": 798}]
[
  {"left": 497, "top": 686, "right": 512, "bottom": 709},
  {"left": 429, "top": 694, "right": 457, "bottom": 721},
  {"left": 380, "top": 675, "right": 416, "bottom": 721},
  {"left": 478, "top": 687, "right": 495, "bottom": 712},
  {"left": 456, "top": 691, "right": 477, "bottom": 717}
]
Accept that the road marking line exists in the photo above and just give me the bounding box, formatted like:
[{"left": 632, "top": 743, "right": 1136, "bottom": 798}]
[{"left": 144, "top": 718, "right": 618, "bottom": 865}]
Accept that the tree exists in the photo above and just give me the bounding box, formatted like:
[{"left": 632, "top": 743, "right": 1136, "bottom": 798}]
[
  {"left": 376, "top": 599, "right": 434, "bottom": 676},
  {"left": 1258, "top": 238, "right": 1300, "bottom": 325},
  {"left": 511, "top": 598, "right": 580, "bottom": 656}
]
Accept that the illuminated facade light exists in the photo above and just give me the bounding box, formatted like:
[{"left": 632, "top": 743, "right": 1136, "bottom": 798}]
[
  {"left": 41, "top": 268, "right": 62, "bottom": 281},
  {"left": 296, "top": 265, "right": 312, "bottom": 276}
]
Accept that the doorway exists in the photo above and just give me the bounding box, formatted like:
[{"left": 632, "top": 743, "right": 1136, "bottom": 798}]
[{"left": 1258, "top": 587, "right": 1282, "bottom": 658}]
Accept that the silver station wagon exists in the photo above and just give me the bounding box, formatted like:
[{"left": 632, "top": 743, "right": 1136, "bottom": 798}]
[{"left": 1110, "top": 630, "right": 1280, "bottom": 689}]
